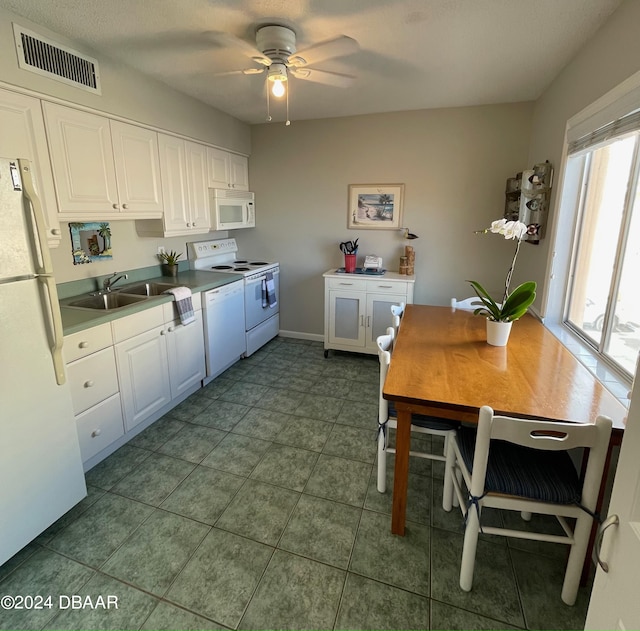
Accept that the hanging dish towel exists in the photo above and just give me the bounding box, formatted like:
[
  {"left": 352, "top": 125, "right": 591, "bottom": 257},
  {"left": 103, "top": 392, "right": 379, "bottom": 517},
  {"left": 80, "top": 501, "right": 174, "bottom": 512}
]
[
  {"left": 264, "top": 271, "right": 277, "bottom": 308},
  {"left": 163, "top": 286, "right": 196, "bottom": 325}
]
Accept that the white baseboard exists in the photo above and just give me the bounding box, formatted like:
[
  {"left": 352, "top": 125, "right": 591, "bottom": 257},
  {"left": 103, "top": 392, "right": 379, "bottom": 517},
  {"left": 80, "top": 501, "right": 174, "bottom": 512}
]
[{"left": 278, "top": 329, "right": 324, "bottom": 343}]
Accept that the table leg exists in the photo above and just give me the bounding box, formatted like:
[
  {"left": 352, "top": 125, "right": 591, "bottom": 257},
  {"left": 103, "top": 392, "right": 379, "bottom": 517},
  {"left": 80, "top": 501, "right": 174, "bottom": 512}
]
[{"left": 391, "top": 408, "right": 411, "bottom": 535}]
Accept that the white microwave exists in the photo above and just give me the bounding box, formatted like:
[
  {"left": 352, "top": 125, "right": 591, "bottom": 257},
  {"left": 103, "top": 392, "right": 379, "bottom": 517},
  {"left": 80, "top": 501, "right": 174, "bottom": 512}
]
[{"left": 210, "top": 188, "right": 255, "bottom": 230}]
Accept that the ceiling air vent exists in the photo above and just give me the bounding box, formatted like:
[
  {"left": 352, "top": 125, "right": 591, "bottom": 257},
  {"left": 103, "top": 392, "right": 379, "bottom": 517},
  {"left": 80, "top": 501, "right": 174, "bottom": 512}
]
[{"left": 13, "top": 24, "right": 101, "bottom": 94}]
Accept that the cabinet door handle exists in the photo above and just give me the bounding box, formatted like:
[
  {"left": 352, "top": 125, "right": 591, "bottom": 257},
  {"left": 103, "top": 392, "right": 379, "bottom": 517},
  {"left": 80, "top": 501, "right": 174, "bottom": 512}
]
[
  {"left": 168, "top": 326, "right": 175, "bottom": 333},
  {"left": 84, "top": 380, "right": 94, "bottom": 388},
  {"left": 91, "top": 429, "right": 102, "bottom": 438},
  {"left": 51, "top": 228, "right": 61, "bottom": 236},
  {"left": 112, "top": 203, "right": 119, "bottom": 209},
  {"left": 360, "top": 315, "right": 364, "bottom": 327},
  {"left": 160, "top": 330, "right": 166, "bottom": 335},
  {"left": 122, "top": 203, "right": 128, "bottom": 209},
  {"left": 367, "top": 316, "right": 371, "bottom": 327},
  {"left": 79, "top": 341, "right": 89, "bottom": 349},
  {"left": 192, "top": 222, "right": 196, "bottom": 227}
]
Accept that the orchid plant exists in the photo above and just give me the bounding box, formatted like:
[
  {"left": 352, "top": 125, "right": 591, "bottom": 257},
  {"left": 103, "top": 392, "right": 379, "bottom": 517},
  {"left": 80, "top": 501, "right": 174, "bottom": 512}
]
[{"left": 468, "top": 219, "right": 537, "bottom": 323}]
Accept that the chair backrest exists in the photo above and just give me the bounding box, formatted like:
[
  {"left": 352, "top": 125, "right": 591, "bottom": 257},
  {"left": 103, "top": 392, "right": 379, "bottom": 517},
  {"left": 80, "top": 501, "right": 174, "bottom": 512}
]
[
  {"left": 376, "top": 327, "right": 394, "bottom": 424},
  {"left": 451, "top": 296, "right": 484, "bottom": 311},
  {"left": 390, "top": 302, "right": 405, "bottom": 339},
  {"left": 470, "top": 405, "right": 613, "bottom": 509}
]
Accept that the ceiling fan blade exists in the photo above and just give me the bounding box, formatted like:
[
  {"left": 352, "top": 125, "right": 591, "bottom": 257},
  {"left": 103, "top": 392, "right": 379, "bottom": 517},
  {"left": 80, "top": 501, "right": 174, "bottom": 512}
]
[
  {"left": 290, "top": 67, "right": 356, "bottom": 88},
  {"left": 287, "top": 36, "right": 358, "bottom": 68},
  {"left": 213, "top": 68, "right": 266, "bottom": 77},
  {"left": 206, "top": 31, "right": 271, "bottom": 66}
]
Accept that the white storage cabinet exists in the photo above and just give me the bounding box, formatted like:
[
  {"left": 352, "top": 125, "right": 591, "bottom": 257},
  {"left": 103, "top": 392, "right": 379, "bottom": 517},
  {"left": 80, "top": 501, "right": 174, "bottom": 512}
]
[
  {"left": 0, "top": 88, "right": 61, "bottom": 246},
  {"left": 43, "top": 102, "right": 163, "bottom": 218},
  {"left": 323, "top": 270, "right": 415, "bottom": 356},
  {"left": 64, "top": 323, "right": 124, "bottom": 463},
  {"left": 113, "top": 294, "right": 204, "bottom": 431},
  {"left": 207, "top": 146, "right": 249, "bottom": 190},
  {"left": 136, "top": 134, "right": 211, "bottom": 237},
  {"left": 162, "top": 299, "right": 205, "bottom": 399}
]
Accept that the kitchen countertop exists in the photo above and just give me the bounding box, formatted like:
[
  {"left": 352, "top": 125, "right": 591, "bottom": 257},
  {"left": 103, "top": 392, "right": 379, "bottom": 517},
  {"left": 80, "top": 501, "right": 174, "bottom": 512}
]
[{"left": 60, "top": 270, "right": 243, "bottom": 335}]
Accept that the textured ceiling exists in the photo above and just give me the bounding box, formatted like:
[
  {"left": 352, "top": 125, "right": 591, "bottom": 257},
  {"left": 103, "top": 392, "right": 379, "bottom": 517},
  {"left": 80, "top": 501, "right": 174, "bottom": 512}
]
[{"left": 0, "top": 0, "right": 624, "bottom": 124}]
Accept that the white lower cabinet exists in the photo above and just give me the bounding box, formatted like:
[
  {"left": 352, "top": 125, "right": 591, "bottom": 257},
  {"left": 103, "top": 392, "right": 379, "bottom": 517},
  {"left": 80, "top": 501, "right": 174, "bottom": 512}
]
[
  {"left": 64, "top": 323, "right": 124, "bottom": 463},
  {"left": 113, "top": 305, "right": 170, "bottom": 432},
  {"left": 323, "top": 271, "right": 416, "bottom": 355},
  {"left": 116, "top": 324, "right": 172, "bottom": 431},
  {"left": 66, "top": 293, "right": 206, "bottom": 461},
  {"left": 75, "top": 394, "right": 124, "bottom": 462},
  {"left": 113, "top": 298, "right": 205, "bottom": 432},
  {"left": 164, "top": 307, "right": 205, "bottom": 399}
]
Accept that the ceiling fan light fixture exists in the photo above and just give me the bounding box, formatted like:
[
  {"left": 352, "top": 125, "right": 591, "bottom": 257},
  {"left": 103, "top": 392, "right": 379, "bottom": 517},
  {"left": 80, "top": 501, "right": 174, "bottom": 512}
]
[
  {"left": 267, "top": 62, "right": 288, "bottom": 98},
  {"left": 267, "top": 62, "right": 287, "bottom": 83}
]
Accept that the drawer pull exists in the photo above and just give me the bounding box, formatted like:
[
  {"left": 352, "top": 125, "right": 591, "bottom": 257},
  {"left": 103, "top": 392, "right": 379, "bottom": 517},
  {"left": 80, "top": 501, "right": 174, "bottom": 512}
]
[
  {"left": 91, "top": 429, "right": 102, "bottom": 438},
  {"left": 339, "top": 282, "right": 354, "bottom": 286},
  {"left": 377, "top": 285, "right": 393, "bottom": 289},
  {"left": 79, "top": 341, "right": 89, "bottom": 349},
  {"left": 84, "top": 380, "right": 94, "bottom": 388}
]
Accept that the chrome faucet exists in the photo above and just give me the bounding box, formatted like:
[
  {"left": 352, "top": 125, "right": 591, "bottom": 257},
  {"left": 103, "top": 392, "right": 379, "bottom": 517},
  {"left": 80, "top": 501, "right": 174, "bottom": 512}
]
[{"left": 102, "top": 272, "right": 128, "bottom": 292}]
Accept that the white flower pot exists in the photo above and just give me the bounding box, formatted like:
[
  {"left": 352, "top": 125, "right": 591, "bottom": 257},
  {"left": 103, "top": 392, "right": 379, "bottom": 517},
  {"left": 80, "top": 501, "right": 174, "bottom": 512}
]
[{"left": 486, "top": 319, "right": 513, "bottom": 346}]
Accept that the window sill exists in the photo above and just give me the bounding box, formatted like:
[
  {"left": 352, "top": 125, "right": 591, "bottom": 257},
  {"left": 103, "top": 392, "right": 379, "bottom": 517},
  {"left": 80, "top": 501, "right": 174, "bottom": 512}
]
[{"left": 544, "top": 321, "right": 632, "bottom": 408}]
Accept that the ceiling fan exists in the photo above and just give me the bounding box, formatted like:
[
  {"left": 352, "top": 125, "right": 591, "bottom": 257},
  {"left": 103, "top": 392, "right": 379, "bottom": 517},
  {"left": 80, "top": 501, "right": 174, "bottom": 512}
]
[{"left": 212, "top": 25, "right": 358, "bottom": 122}]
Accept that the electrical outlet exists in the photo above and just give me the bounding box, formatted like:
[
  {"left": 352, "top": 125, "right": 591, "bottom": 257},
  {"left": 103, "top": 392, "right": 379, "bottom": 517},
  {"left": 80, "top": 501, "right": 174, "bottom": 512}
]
[{"left": 157, "top": 246, "right": 166, "bottom": 255}]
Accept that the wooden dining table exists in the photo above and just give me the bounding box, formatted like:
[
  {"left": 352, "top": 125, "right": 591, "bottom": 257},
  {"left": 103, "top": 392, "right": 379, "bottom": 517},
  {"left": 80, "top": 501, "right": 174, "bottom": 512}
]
[{"left": 383, "top": 304, "right": 628, "bottom": 537}]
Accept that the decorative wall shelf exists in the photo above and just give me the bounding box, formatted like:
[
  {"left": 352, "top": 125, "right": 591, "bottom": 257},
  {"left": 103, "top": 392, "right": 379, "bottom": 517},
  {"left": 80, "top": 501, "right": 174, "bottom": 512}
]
[{"left": 504, "top": 160, "right": 553, "bottom": 244}]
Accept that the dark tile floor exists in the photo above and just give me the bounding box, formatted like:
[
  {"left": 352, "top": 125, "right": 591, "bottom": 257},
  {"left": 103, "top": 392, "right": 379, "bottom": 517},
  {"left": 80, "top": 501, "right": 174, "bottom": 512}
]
[{"left": 0, "top": 337, "right": 594, "bottom": 630}]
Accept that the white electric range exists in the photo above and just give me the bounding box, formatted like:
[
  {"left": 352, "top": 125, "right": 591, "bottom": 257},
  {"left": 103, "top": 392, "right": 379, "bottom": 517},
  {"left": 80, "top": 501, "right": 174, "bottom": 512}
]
[{"left": 188, "top": 238, "right": 280, "bottom": 358}]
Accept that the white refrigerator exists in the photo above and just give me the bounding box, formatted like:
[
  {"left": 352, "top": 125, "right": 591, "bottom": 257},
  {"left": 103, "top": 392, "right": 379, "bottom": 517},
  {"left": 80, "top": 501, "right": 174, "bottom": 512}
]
[{"left": 0, "top": 157, "right": 86, "bottom": 566}]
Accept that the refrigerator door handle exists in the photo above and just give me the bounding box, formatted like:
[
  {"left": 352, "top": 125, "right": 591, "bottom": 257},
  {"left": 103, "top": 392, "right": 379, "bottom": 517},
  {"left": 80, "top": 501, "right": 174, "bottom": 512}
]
[{"left": 18, "top": 159, "right": 66, "bottom": 386}]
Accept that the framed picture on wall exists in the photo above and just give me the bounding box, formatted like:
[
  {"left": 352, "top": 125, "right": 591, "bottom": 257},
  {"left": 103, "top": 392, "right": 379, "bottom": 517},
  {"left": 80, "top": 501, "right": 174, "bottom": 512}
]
[{"left": 348, "top": 183, "right": 404, "bottom": 230}]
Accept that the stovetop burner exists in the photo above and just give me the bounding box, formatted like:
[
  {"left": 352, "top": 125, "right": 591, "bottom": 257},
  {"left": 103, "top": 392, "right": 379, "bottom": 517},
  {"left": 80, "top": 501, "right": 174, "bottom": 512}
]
[{"left": 188, "top": 239, "right": 279, "bottom": 278}]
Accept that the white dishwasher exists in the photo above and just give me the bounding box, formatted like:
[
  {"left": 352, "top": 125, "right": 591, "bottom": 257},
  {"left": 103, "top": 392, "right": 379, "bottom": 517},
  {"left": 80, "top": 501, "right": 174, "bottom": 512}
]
[{"left": 202, "top": 280, "right": 246, "bottom": 383}]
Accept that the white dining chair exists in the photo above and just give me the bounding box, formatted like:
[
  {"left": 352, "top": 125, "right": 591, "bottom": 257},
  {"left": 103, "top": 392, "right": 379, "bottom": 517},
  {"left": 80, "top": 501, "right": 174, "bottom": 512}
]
[
  {"left": 376, "top": 328, "right": 458, "bottom": 508},
  {"left": 444, "top": 405, "right": 612, "bottom": 606},
  {"left": 450, "top": 296, "right": 484, "bottom": 311},
  {"left": 390, "top": 302, "right": 405, "bottom": 337}
]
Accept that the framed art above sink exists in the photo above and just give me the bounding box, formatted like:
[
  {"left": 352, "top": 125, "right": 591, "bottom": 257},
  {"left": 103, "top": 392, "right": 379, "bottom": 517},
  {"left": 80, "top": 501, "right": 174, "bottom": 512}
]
[{"left": 69, "top": 222, "right": 113, "bottom": 264}]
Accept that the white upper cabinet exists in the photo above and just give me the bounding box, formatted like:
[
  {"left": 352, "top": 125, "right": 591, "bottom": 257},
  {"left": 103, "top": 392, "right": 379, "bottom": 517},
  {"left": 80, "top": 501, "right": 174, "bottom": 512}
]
[
  {"left": 207, "top": 146, "right": 249, "bottom": 190},
  {"left": 154, "top": 134, "right": 211, "bottom": 236},
  {"left": 43, "top": 102, "right": 162, "bottom": 218},
  {"left": 0, "top": 88, "right": 61, "bottom": 247},
  {"left": 110, "top": 120, "right": 163, "bottom": 215}
]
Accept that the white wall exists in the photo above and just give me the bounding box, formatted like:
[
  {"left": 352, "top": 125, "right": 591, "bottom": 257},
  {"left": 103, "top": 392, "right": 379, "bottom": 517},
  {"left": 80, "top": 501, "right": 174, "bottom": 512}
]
[
  {"left": 517, "top": 0, "right": 640, "bottom": 311},
  {"left": 241, "top": 105, "right": 534, "bottom": 336}
]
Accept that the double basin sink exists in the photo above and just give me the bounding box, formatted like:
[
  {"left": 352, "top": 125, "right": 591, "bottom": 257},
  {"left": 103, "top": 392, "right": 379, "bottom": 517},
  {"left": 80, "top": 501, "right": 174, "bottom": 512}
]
[{"left": 66, "top": 282, "right": 178, "bottom": 311}]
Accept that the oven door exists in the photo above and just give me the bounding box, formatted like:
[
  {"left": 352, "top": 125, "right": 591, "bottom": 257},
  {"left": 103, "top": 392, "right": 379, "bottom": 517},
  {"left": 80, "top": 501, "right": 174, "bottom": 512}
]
[{"left": 245, "top": 269, "right": 279, "bottom": 330}]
